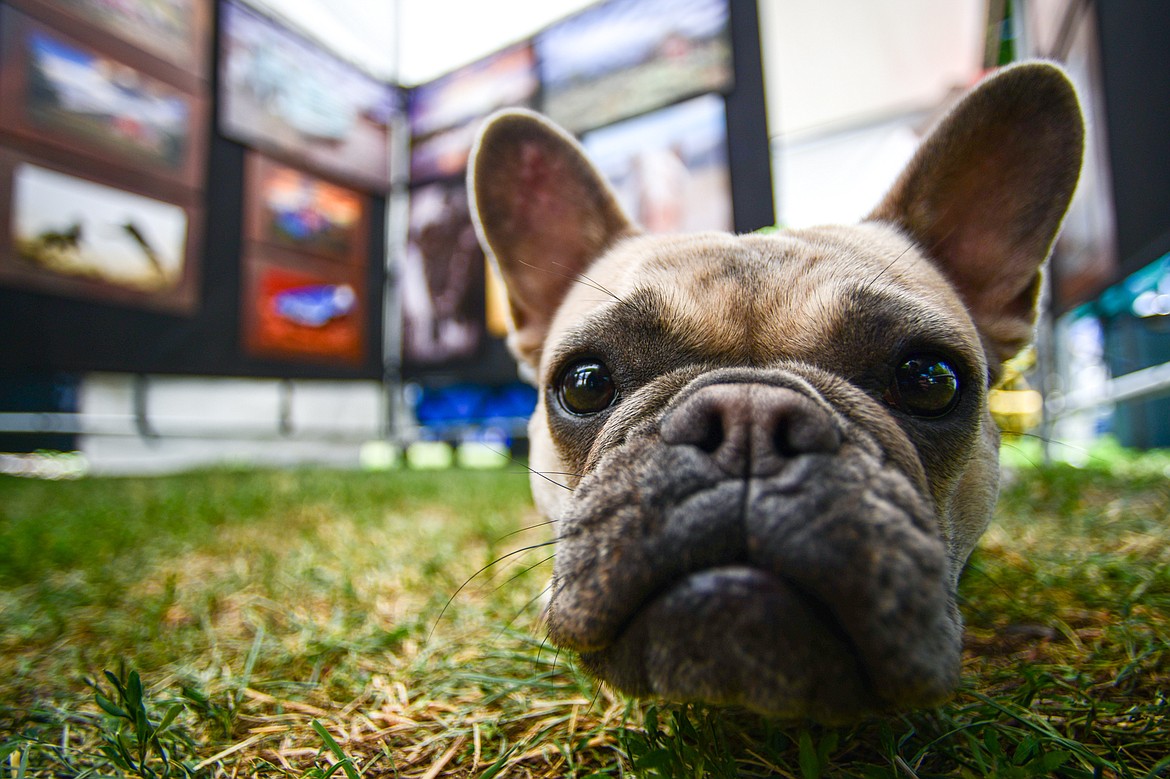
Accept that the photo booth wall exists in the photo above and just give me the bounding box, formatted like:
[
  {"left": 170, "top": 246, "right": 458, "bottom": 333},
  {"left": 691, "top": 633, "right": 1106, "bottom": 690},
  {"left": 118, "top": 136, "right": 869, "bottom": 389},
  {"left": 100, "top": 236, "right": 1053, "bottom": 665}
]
[
  {"left": 0, "top": 0, "right": 386, "bottom": 380},
  {"left": 0, "top": 0, "right": 772, "bottom": 389},
  {"left": 401, "top": 0, "right": 774, "bottom": 385}
]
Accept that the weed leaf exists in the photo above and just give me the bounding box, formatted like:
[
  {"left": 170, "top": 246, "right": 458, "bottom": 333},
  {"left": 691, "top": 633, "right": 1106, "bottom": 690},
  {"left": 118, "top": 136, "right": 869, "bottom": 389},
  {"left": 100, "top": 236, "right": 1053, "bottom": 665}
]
[
  {"left": 95, "top": 693, "right": 130, "bottom": 720},
  {"left": 799, "top": 730, "right": 820, "bottom": 779}
]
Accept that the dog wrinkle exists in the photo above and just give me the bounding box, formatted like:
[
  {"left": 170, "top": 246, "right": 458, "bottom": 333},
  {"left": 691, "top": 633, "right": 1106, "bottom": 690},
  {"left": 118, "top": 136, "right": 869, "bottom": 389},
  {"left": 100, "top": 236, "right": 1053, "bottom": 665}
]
[
  {"left": 548, "top": 372, "right": 958, "bottom": 687},
  {"left": 648, "top": 238, "right": 841, "bottom": 364}
]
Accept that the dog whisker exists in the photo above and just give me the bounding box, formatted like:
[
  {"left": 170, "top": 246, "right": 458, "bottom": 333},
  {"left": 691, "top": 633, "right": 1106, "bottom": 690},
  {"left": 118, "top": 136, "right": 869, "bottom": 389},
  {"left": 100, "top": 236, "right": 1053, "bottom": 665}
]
[
  {"left": 496, "top": 577, "right": 554, "bottom": 638},
  {"left": 575, "top": 271, "right": 624, "bottom": 304},
  {"left": 999, "top": 439, "right": 1044, "bottom": 471},
  {"left": 478, "top": 548, "right": 553, "bottom": 593},
  {"left": 492, "top": 554, "right": 555, "bottom": 596},
  {"left": 477, "top": 444, "right": 577, "bottom": 492},
  {"left": 1010, "top": 432, "right": 1112, "bottom": 467},
  {"left": 859, "top": 244, "right": 915, "bottom": 295},
  {"left": 429, "top": 540, "right": 558, "bottom": 641},
  {"left": 527, "top": 470, "right": 574, "bottom": 492},
  {"left": 524, "top": 256, "right": 624, "bottom": 304},
  {"left": 587, "top": 677, "right": 604, "bottom": 712},
  {"left": 510, "top": 256, "right": 588, "bottom": 290},
  {"left": 494, "top": 519, "right": 557, "bottom": 544}
]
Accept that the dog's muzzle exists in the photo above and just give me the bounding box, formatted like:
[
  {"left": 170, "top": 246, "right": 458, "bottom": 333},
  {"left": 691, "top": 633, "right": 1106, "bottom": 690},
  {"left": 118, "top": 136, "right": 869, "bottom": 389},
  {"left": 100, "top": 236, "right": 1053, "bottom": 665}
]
[{"left": 543, "top": 375, "right": 962, "bottom": 723}]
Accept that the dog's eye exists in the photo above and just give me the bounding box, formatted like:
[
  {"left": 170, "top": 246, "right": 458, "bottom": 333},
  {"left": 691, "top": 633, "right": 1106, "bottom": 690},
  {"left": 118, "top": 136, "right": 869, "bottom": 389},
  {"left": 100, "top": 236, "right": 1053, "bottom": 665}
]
[
  {"left": 557, "top": 359, "right": 616, "bottom": 415},
  {"left": 884, "top": 355, "right": 961, "bottom": 418}
]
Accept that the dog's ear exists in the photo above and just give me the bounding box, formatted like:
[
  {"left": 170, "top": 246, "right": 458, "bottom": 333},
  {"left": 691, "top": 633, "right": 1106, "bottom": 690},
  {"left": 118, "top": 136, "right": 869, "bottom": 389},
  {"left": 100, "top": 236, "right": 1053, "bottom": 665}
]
[
  {"left": 468, "top": 109, "right": 636, "bottom": 372},
  {"left": 869, "top": 62, "right": 1084, "bottom": 368}
]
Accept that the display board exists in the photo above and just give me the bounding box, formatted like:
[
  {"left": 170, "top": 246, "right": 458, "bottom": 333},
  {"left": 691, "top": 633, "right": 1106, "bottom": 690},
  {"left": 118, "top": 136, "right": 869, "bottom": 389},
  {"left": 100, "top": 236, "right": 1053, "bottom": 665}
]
[
  {"left": 402, "top": 0, "right": 772, "bottom": 383},
  {"left": 0, "top": 0, "right": 386, "bottom": 379},
  {"left": 1094, "top": 2, "right": 1170, "bottom": 284},
  {"left": 0, "top": 7, "right": 209, "bottom": 190},
  {"left": 582, "top": 93, "right": 733, "bottom": 234},
  {"left": 0, "top": 0, "right": 770, "bottom": 385},
  {"left": 536, "top": 0, "right": 733, "bottom": 134},
  {"left": 0, "top": 150, "right": 202, "bottom": 313},
  {"left": 218, "top": 0, "right": 399, "bottom": 193}
]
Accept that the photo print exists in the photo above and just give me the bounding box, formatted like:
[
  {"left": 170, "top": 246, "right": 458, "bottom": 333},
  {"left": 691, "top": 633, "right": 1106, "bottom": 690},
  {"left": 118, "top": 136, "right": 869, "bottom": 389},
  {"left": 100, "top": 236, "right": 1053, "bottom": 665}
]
[
  {"left": 241, "top": 250, "right": 366, "bottom": 365},
  {"left": 408, "top": 43, "right": 538, "bottom": 183},
  {"left": 401, "top": 180, "right": 486, "bottom": 368},
  {"left": 244, "top": 152, "right": 367, "bottom": 265},
  {"left": 582, "top": 93, "right": 732, "bottom": 233},
  {"left": 7, "top": 0, "right": 212, "bottom": 82},
  {"left": 219, "top": 0, "right": 398, "bottom": 191},
  {"left": 0, "top": 156, "right": 197, "bottom": 312},
  {"left": 0, "top": 8, "right": 207, "bottom": 189},
  {"left": 537, "top": 0, "right": 732, "bottom": 133}
]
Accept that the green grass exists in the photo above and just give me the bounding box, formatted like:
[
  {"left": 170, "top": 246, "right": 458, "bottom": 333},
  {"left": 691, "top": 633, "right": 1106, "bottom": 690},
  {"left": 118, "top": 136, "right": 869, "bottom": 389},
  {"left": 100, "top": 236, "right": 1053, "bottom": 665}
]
[{"left": 0, "top": 450, "right": 1167, "bottom": 777}]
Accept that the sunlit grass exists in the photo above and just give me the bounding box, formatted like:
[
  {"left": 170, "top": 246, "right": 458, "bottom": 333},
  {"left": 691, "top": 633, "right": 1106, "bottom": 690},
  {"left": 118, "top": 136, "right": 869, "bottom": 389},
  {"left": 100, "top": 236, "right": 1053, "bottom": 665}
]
[{"left": 0, "top": 451, "right": 1167, "bottom": 777}]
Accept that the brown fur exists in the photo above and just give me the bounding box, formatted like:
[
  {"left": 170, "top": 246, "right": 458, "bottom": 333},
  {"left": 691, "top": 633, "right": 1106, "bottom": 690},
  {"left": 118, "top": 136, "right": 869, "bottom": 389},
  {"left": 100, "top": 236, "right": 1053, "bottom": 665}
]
[{"left": 468, "top": 63, "right": 1084, "bottom": 722}]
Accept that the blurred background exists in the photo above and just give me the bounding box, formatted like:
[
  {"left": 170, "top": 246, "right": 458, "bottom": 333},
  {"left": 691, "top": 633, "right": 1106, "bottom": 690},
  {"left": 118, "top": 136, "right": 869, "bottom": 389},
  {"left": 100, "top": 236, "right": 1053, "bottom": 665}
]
[{"left": 0, "top": 0, "right": 1165, "bottom": 476}]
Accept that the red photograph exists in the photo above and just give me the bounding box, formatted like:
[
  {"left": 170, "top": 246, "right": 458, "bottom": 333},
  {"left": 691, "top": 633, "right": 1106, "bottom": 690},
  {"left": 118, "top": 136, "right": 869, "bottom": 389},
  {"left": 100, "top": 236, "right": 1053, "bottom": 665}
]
[{"left": 241, "top": 251, "right": 366, "bottom": 365}]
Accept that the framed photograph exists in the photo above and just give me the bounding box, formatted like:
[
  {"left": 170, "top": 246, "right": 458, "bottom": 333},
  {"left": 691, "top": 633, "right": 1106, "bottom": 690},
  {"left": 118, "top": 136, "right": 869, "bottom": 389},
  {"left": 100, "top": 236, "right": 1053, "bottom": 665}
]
[
  {"left": 408, "top": 43, "right": 537, "bottom": 182},
  {"left": 0, "top": 6, "right": 208, "bottom": 191},
  {"left": 537, "top": 0, "right": 733, "bottom": 133},
  {"left": 409, "top": 43, "right": 538, "bottom": 139},
  {"left": 241, "top": 248, "right": 366, "bottom": 365},
  {"left": 582, "top": 93, "right": 732, "bottom": 233},
  {"left": 0, "top": 150, "right": 201, "bottom": 313},
  {"left": 6, "top": 0, "right": 211, "bottom": 88},
  {"left": 243, "top": 153, "right": 367, "bottom": 265},
  {"left": 401, "top": 179, "right": 486, "bottom": 368},
  {"left": 219, "top": 0, "right": 399, "bottom": 193}
]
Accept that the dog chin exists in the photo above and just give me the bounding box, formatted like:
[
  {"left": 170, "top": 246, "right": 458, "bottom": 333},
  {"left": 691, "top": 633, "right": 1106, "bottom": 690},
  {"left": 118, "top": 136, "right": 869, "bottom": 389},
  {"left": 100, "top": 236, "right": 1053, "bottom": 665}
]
[{"left": 576, "top": 565, "right": 956, "bottom": 723}]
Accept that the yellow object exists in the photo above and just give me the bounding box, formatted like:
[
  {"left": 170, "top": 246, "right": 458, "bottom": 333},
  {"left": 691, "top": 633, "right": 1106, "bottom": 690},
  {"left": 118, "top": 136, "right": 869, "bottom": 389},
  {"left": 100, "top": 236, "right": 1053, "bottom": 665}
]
[
  {"left": 406, "top": 441, "right": 454, "bottom": 470},
  {"left": 989, "top": 388, "right": 1043, "bottom": 434},
  {"left": 457, "top": 442, "right": 509, "bottom": 469},
  {"left": 359, "top": 441, "right": 400, "bottom": 471},
  {"left": 484, "top": 260, "right": 512, "bottom": 338},
  {"left": 990, "top": 347, "right": 1042, "bottom": 434}
]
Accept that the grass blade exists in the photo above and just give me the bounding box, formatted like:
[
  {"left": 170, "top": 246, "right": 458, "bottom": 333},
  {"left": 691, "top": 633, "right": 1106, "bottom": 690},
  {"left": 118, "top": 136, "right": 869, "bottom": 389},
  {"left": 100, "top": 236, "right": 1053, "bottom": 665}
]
[{"left": 311, "top": 720, "right": 360, "bottom": 779}]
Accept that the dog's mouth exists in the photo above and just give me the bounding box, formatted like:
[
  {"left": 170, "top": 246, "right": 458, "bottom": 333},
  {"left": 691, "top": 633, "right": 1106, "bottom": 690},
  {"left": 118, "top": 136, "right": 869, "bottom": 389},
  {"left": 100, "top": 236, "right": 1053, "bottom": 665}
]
[{"left": 574, "top": 565, "right": 943, "bottom": 723}]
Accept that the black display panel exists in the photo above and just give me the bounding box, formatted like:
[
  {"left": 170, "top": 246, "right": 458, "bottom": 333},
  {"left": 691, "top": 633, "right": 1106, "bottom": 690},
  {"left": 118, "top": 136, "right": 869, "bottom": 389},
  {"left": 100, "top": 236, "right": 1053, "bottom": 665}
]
[{"left": 1096, "top": 1, "right": 1170, "bottom": 279}]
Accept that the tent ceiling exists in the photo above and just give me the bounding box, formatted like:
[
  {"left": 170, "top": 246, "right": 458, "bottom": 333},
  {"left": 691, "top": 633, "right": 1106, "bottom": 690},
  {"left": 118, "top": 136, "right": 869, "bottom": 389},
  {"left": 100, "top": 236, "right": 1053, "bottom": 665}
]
[{"left": 253, "top": 0, "right": 982, "bottom": 138}]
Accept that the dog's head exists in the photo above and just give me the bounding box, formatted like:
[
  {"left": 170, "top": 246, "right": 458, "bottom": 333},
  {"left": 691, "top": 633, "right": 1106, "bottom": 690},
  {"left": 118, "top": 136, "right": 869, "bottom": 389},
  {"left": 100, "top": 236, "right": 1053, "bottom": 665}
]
[{"left": 467, "top": 63, "right": 1083, "bottom": 722}]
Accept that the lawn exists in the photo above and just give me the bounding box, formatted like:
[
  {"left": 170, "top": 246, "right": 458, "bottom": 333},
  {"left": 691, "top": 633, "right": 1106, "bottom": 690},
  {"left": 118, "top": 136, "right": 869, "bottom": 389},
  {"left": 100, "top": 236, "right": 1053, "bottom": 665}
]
[{"left": 0, "top": 446, "right": 1168, "bottom": 777}]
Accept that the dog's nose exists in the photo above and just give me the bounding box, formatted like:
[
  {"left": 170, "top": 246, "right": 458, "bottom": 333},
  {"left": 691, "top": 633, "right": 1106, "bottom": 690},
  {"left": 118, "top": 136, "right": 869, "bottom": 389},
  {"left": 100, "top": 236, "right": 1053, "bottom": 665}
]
[{"left": 660, "top": 384, "right": 841, "bottom": 477}]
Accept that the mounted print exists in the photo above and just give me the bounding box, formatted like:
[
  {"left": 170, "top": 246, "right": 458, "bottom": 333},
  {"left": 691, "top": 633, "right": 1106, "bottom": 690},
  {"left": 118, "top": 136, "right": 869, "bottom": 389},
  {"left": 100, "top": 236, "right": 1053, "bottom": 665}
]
[
  {"left": 536, "top": 0, "right": 733, "bottom": 133},
  {"left": 0, "top": 7, "right": 208, "bottom": 191},
  {"left": 401, "top": 179, "right": 486, "bottom": 369},
  {"left": 0, "top": 150, "right": 200, "bottom": 313},
  {"left": 243, "top": 153, "right": 367, "bottom": 265},
  {"left": 5, "top": 0, "right": 212, "bottom": 86},
  {"left": 241, "top": 249, "right": 366, "bottom": 365},
  {"left": 582, "top": 93, "right": 732, "bottom": 233},
  {"left": 219, "top": 0, "right": 399, "bottom": 193},
  {"left": 408, "top": 43, "right": 538, "bottom": 183}
]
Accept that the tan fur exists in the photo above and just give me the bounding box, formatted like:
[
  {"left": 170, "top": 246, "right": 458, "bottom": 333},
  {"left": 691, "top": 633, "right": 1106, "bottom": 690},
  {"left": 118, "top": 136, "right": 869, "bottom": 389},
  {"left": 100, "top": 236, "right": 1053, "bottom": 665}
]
[{"left": 468, "top": 62, "right": 1084, "bottom": 721}]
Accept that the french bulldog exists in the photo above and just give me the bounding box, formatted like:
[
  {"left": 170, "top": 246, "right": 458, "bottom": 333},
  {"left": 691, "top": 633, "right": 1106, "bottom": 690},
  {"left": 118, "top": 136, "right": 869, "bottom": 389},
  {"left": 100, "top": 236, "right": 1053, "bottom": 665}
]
[{"left": 466, "top": 62, "right": 1084, "bottom": 723}]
